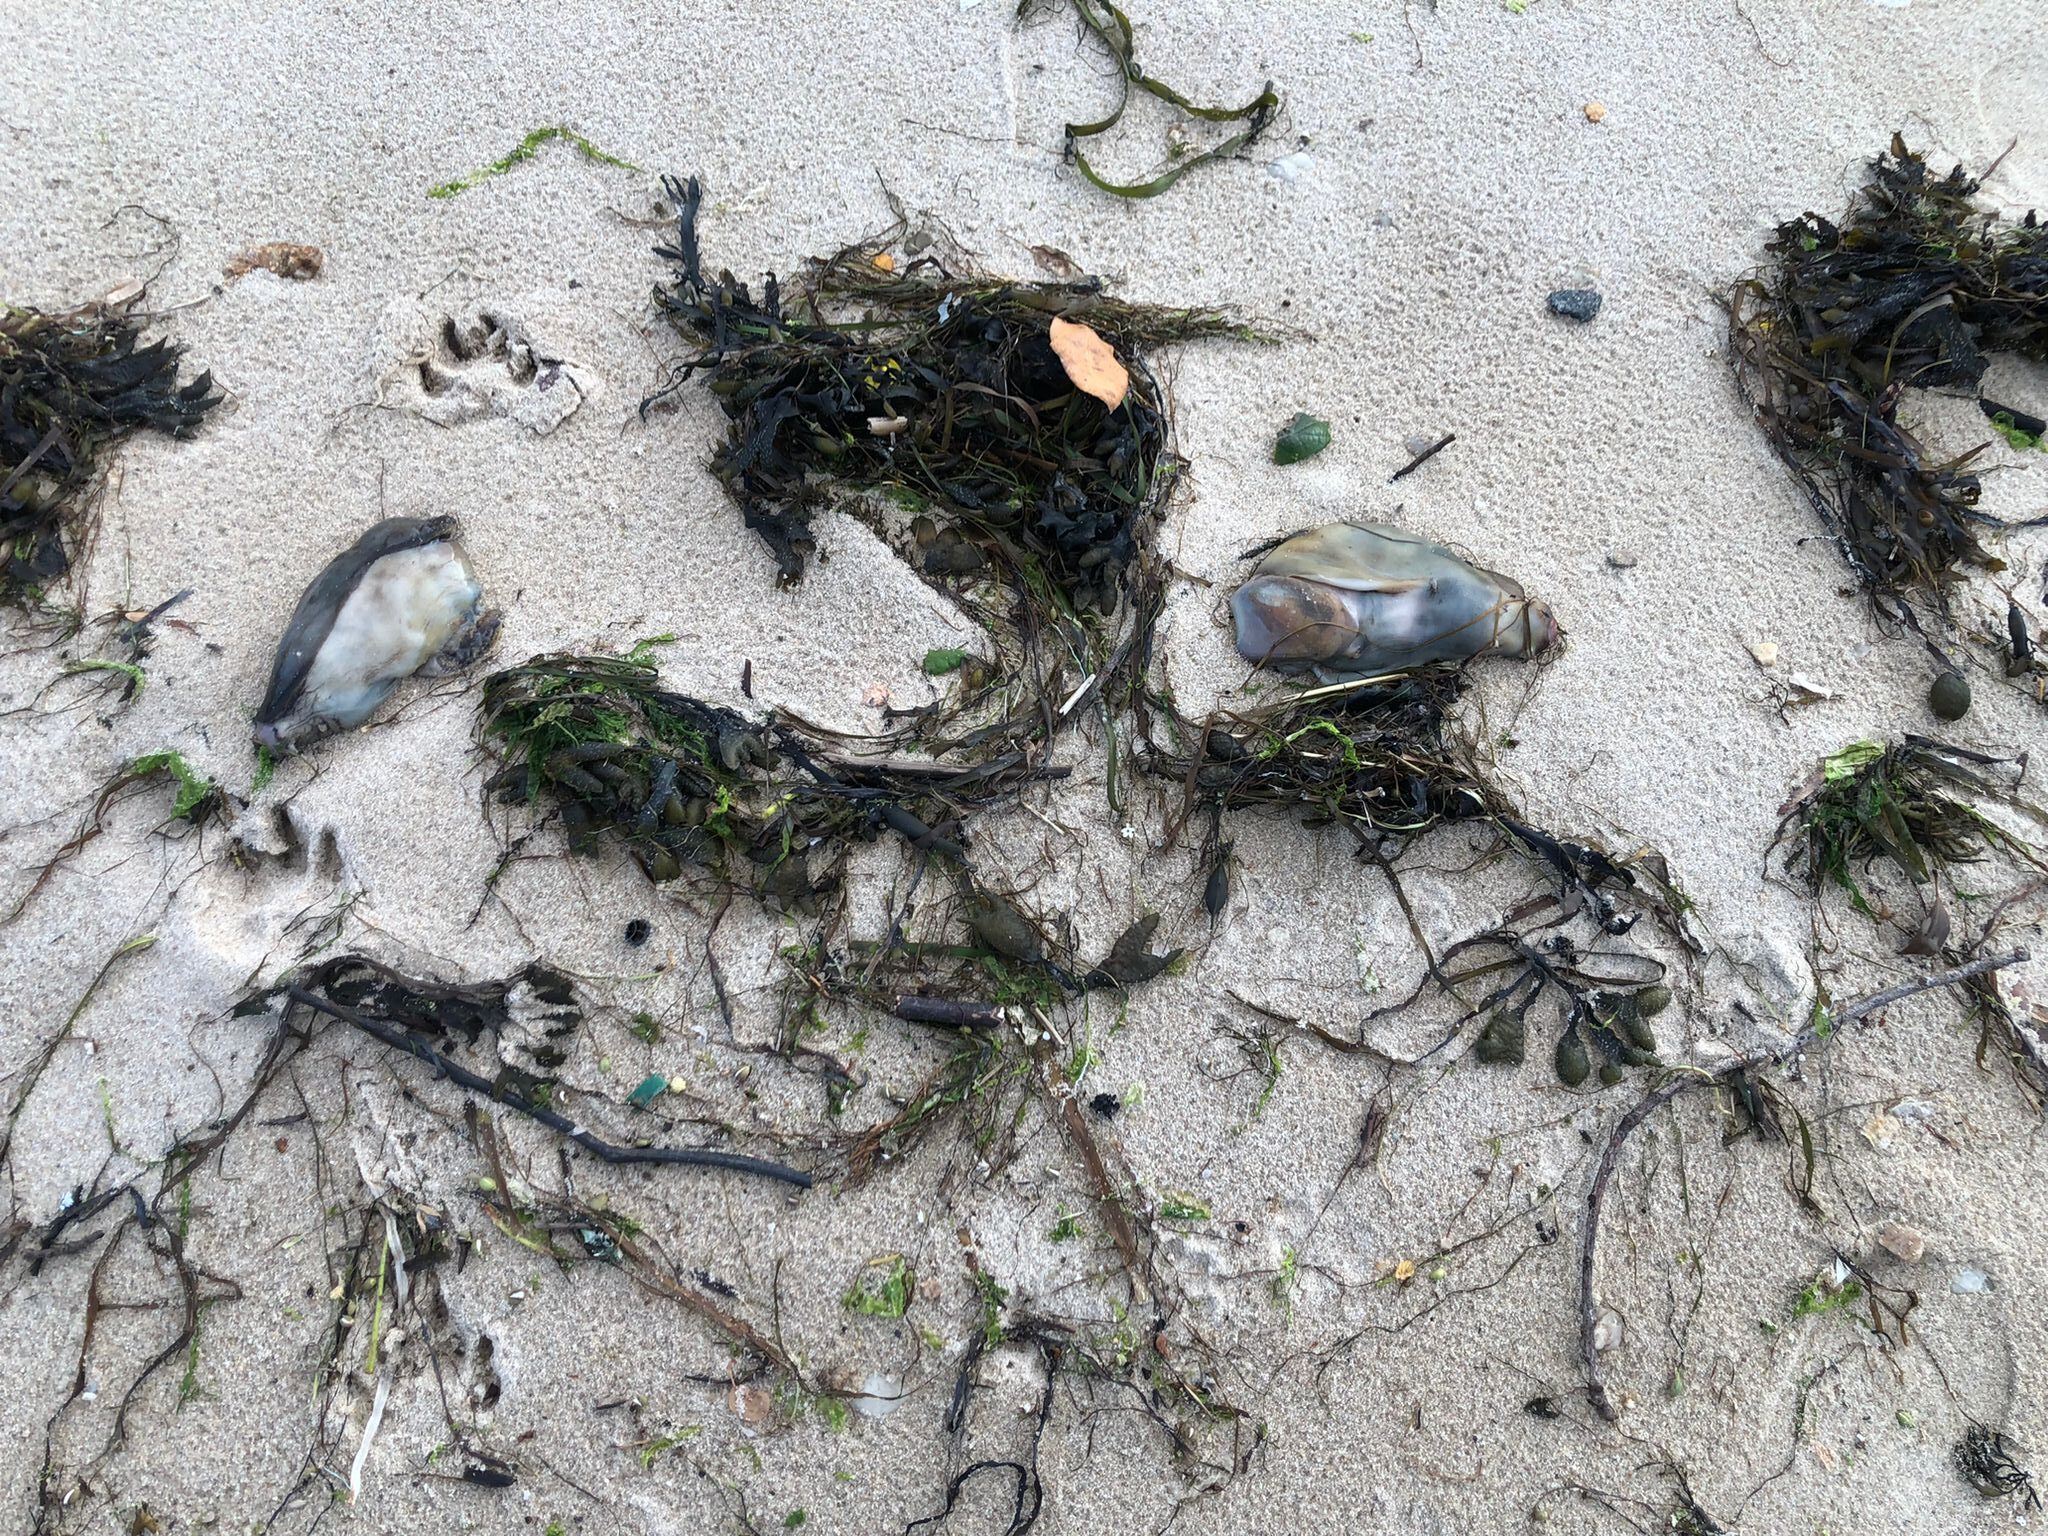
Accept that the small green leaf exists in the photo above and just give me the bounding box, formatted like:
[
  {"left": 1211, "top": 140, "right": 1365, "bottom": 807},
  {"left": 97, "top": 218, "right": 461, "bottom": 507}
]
[
  {"left": 922, "top": 647, "right": 970, "bottom": 676},
  {"left": 1822, "top": 739, "right": 1884, "bottom": 783},
  {"left": 1272, "top": 413, "right": 1332, "bottom": 466},
  {"left": 128, "top": 751, "right": 214, "bottom": 820},
  {"left": 784, "top": 1513, "right": 807, "bottom": 1530},
  {"left": 628, "top": 1074, "right": 668, "bottom": 1108},
  {"left": 843, "top": 1254, "right": 914, "bottom": 1318},
  {"left": 1991, "top": 412, "right": 2041, "bottom": 451},
  {"left": 1897, "top": 1408, "right": 1918, "bottom": 1429},
  {"left": 627, "top": 632, "right": 679, "bottom": 662},
  {"left": 1158, "top": 1194, "right": 1210, "bottom": 1223}
]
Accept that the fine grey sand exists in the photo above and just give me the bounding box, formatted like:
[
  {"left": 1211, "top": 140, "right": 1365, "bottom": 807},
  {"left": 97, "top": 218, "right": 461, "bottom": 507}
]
[{"left": 4, "top": 3, "right": 2047, "bottom": 1533}]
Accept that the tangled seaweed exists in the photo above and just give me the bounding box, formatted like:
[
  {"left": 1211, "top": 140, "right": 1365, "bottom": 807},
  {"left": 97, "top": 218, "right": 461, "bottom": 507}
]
[
  {"left": 644, "top": 175, "right": 1261, "bottom": 807},
  {"left": 1774, "top": 735, "right": 2045, "bottom": 914},
  {"left": 648, "top": 174, "right": 1247, "bottom": 595},
  {"left": 1730, "top": 136, "right": 2048, "bottom": 665},
  {"left": 1957, "top": 1423, "right": 2042, "bottom": 1511},
  {"left": 237, "top": 955, "right": 813, "bottom": 1185},
  {"left": 476, "top": 645, "right": 1061, "bottom": 902},
  {"left": 1023, "top": 0, "right": 1280, "bottom": 201},
  {"left": 1, "top": 301, "right": 220, "bottom": 606}
]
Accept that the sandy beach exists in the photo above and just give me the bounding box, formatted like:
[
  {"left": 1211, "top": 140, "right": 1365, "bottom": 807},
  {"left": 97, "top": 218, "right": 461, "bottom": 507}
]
[{"left": 4, "top": 2, "right": 2047, "bottom": 1531}]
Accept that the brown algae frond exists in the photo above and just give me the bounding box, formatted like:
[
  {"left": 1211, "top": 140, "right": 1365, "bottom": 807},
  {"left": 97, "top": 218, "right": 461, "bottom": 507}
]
[
  {"left": 2, "top": 300, "right": 219, "bottom": 606},
  {"left": 1729, "top": 136, "right": 2048, "bottom": 665}
]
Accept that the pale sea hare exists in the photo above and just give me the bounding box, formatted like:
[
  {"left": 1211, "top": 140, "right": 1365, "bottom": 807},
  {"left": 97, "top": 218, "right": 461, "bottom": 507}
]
[
  {"left": 1230, "top": 521, "right": 1559, "bottom": 677},
  {"left": 254, "top": 516, "right": 498, "bottom": 749}
]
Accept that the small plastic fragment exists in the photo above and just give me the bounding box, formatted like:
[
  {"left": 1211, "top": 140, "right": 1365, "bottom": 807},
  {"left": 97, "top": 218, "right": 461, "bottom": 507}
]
[
  {"left": 1272, "top": 412, "right": 1332, "bottom": 465},
  {"left": 628, "top": 1073, "right": 668, "bottom": 1108}
]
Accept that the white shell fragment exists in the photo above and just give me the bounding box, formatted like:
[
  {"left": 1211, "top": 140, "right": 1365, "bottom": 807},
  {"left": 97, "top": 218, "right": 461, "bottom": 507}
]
[
  {"left": 1230, "top": 521, "right": 1560, "bottom": 677},
  {"left": 254, "top": 516, "right": 498, "bottom": 750},
  {"left": 851, "top": 1372, "right": 904, "bottom": 1418}
]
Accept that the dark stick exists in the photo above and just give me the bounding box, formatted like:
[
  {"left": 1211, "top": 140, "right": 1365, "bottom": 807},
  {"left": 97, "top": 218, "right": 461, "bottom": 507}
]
[
  {"left": 1390, "top": 432, "right": 1456, "bottom": 482},
  {"left": 284, "top": 986, "right": 813, "bottom": 1188},
  {"left": 1579, "top": 948, "right": 2029, "bottom": 1420},
  {"left": 894, "top": 995, "right": 1005, "bottom": 1030}
]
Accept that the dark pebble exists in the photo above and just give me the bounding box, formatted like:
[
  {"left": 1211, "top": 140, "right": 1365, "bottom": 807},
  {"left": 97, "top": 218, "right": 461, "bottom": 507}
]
[
  {"left": 624, "top": 918, "right": 652, "bottom": 947},
  {"left": 1089, "top": 1092, "right": 1121, "bottom": 1118},
  {"left": 1928, "top": 671, "right": 1971, "bottom": 721},
  {"left": 1547, "top": 288, "right": 1603, "bottom": 322}
]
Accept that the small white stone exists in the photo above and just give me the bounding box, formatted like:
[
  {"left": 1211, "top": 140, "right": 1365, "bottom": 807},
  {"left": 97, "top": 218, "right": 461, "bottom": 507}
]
[
  {"left": 1750, "top": 641, "right": 1779, "bottom": 667},
  {"left": 1269, "top": 152, "right": 1315, "bottom": 183},
  {"left": 1592, "top": 1309, "right": 1625, "bottom": 1352},
  {"left": 1952, "top": 1266, "right": 1991, "bottom": 1294}
]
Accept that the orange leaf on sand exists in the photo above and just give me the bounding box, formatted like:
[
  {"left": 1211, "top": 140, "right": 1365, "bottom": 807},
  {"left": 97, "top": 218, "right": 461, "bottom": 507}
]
[{"left": 1047, "top": 317, "right": 1129, "bottom": 410}]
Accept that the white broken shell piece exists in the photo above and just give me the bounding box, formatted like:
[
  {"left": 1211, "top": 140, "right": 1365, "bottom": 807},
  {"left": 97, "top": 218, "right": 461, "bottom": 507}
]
[{"left": 851, "top": 1372, "right": 904, "bottom": 1418}]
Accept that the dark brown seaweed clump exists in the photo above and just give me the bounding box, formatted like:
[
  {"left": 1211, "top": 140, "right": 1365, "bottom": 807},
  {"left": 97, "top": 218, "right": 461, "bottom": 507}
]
[
  {"left": 477, "top": 646, "right": 1178, "bottom": 1019},
  {"left": 646, "top": 175, "right": 1248, "bottom": 602},
  {"left": 478, "top": 647, "right": 1012, "bottom": 905},
  {"left": 1730, "top": 137, "right": 2047, "bottom": 643},
  {"left": 1, "top": 301, "right": 220, "bottom": 605},
  {"left": 1146, "top": 665, "right": 1691, "bottom": 1086}
]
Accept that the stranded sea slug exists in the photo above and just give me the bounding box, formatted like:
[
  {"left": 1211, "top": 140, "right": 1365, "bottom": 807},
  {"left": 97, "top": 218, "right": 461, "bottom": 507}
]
[
  {"left": 254, "top": 516, "right": 498, "bottom": 750},
  {"left": 1231, "top": 521, "right": 1559, "bottom": 678}
]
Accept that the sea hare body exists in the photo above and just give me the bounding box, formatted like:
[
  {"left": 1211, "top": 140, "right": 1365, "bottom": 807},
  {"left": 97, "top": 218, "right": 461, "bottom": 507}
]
[
  {"left": 255, "top": 516, "right": 497, "bottom": 749},
  {"left": 1231, "top": 521, "right": 1558, "bottom": 676}
]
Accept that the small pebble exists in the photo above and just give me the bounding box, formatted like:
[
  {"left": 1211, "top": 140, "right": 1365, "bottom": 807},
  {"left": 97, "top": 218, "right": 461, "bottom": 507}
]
[
  {"left": 1547, "top": 288, "right": 1602, "bottom": 322},
  {"left": 1605, "top": 549, "right": 1639, "bottom": 570},
  {"left": 1952, "top": 1266, "right": 1991, "bottom": 1294},
  {"left": 1749, "top": 641, "right": 1779, "bottom": 667},
  {"left": 1877, "top": 1222, "right": 1925, "bottom": 1264},
  {"left": 1928, "top": 670, "right": 1971, "bottom": 721},
  {"left": 1584, "top": 102, "right": 1607, "bottom": 123},
  {"left": 1592, "top": 1309, "right": 1625, "bottom": 1352}
]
